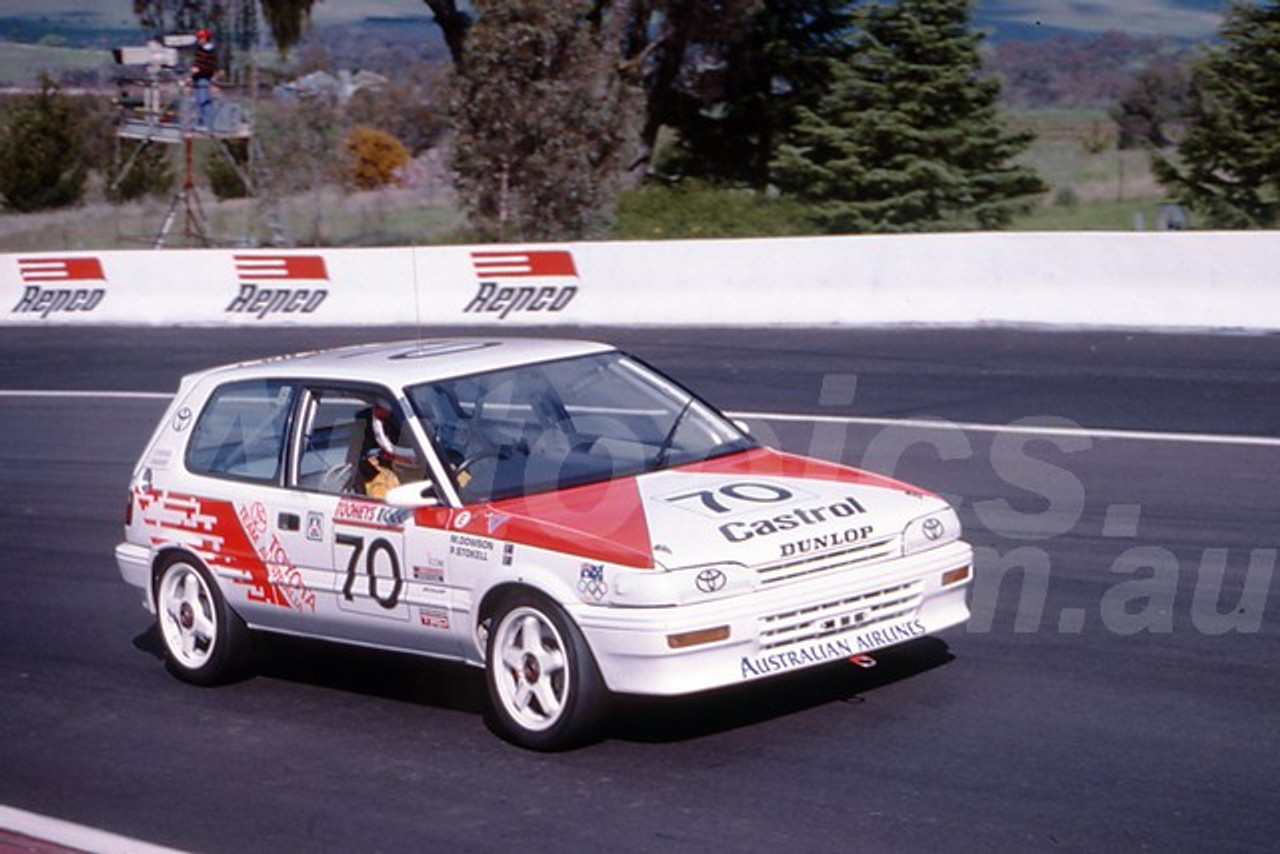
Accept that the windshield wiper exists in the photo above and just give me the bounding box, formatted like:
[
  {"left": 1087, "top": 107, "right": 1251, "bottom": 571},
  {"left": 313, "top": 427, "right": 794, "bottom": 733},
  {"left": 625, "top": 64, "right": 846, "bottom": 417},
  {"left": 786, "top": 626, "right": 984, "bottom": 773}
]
[{"left": 653, "top": 397, "right": 693, "bottom": 469}]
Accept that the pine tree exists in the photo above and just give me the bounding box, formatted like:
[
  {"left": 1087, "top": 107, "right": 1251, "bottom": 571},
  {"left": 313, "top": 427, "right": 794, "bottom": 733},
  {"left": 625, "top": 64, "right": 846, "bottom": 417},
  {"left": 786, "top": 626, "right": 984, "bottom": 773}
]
[
  {"left": 450, "top": 0, "right": 639, "bottom": 241},
  {"left": 1152, "top": 1, "right": 1280, "bottom": 228},
  {"left": 771, "top": 0, "right": 1045, "bottom": 232},
  {"left": 0, "top": 77, "right": 88, "bottom": 212}
]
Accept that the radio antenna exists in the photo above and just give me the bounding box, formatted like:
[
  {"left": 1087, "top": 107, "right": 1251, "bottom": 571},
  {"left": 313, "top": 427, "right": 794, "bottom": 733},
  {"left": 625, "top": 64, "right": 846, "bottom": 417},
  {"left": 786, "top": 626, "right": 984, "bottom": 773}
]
[{"left": 411, "top": 245, "right": 424, "bottom": 343}]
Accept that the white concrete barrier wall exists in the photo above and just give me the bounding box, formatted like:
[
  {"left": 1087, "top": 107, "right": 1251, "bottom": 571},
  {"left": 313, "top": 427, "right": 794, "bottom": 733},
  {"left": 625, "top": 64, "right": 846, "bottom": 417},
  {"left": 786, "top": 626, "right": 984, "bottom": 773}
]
[{"left": 1, "top": 232, "right": 1277, "bottom": 329}]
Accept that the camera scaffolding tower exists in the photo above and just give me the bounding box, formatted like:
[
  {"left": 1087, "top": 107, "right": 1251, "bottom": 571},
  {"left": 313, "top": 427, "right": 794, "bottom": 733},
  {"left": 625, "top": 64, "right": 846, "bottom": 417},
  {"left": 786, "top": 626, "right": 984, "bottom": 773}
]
[{"left": 111, "top": 37, "right": 287, "bottom": 248}]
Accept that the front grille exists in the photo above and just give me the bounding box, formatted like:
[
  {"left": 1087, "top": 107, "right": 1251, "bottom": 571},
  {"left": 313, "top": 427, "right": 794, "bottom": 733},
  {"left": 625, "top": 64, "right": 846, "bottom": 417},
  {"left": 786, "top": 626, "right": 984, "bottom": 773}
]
[
  {"left": 758, "top": 580, "right": 923, "bottom": 650},
  {"left": 755, "top": 535, "right": 899, "bottom": 586}
]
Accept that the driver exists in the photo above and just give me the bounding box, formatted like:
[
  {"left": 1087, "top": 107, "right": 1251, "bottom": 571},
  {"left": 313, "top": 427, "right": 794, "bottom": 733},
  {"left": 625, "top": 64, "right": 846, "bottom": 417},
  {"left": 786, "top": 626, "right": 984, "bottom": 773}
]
[{"left": 359, "top": 403, "right": 417, "bottom": 499}]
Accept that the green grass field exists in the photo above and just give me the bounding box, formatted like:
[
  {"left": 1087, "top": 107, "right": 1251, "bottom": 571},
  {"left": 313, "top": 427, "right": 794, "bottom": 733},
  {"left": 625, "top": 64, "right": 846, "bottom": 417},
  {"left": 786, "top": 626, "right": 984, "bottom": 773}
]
[
  {"left": 0, "top": 41, "right": 106, "bottom": 85},
  {"left": 1007, "top": 107, "right": 1172, "bottom": 230},
  {"left": 0, "top": 102, "right": 1182, "bottom": 253}
]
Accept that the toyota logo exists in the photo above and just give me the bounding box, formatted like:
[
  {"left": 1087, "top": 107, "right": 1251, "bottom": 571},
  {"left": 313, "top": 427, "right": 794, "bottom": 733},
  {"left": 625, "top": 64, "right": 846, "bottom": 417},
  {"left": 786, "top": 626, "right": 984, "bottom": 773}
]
[
  {"left": 695, "top": 568, "right": 727, "bottom": 594},
  {"left": 922, "top": 517, "right": 945, "bottom": 541}
]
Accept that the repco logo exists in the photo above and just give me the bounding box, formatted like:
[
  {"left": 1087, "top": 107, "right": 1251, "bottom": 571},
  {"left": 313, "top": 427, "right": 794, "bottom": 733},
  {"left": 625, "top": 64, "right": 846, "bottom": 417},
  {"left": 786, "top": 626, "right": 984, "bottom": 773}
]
[
  {"left": 226, "top": 255, "right": 329, "bottom": 319},
  {"left": 12, "top": 257, "right": 106, "bottom": 318},
  {"left": 463, "top": 250, "right": 578, "bottom": 320}
]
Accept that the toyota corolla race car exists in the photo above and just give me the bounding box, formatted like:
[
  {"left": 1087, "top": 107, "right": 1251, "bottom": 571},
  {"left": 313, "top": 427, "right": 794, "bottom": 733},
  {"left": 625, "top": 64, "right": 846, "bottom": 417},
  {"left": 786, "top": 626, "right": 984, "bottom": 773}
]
[{"left": 117, "top": 339, "right": 971, "bottom": 749}]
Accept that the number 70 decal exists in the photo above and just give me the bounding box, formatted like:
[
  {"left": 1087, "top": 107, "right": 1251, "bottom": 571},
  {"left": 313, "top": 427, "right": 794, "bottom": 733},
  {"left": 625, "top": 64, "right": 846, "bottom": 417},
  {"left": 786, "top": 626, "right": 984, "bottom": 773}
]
[
  {"left": 336, "top": 533, "right": 406, "bottom": 614},
  {"left": 663, "top": 481, "right": 803, "bottom": 516}
]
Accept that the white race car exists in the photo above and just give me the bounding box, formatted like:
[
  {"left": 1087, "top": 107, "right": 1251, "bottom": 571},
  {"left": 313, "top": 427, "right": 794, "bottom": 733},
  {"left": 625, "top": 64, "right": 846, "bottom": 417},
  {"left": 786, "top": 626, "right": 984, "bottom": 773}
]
[{"left": 117, "top": 339, "right": 971, "bottom": 749}]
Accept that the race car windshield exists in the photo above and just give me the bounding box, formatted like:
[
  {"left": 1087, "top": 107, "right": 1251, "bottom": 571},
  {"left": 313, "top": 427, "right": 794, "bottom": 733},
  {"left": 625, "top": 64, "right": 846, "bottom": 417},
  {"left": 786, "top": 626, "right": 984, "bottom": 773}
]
[{"left": 407, "top": 352, "right": 756, "bottom": 503}]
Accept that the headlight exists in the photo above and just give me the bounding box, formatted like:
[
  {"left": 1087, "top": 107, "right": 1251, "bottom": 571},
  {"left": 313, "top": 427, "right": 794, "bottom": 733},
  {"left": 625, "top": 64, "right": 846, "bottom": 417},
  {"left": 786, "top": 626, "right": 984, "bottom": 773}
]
[
  {"left": 902, "top": 507, "right": 961, "bottom": 556},
  {"left": 609, "top": 563, "right": 754, "bottom": 606}
]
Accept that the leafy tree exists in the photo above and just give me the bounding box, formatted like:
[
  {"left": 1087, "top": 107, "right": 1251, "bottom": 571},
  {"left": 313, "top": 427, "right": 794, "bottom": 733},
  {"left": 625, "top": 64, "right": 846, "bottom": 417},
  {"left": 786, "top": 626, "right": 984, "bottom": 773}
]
[
  {"left": 0, "top": 78, "right": 88, "bottom": 212},
  {"left": 1110, "top": 59, "right": 1193, "bottom": 150},
  {"left": 659, "top": 0, "right": 853, "bottom": 189},
  {"left": 344, "top": 127, "right": 410, "bottom": 190},
  {"left": 1153, "top": 1, "right": 1280, "bottom": 228},
  {"left": 108, "top": 141, "right": 176, "bottom": 202},
  {"left": 204, "top": 139, "right": 252, "bottom": 200},
  {"left": 772, "top": 0, "right": 1046, "bottom": 232},
  {"left": 450, "top": 0, "right": 639, "bottom": 240},
  {"left": 422, "top": 0, "right": 472, "bottom": 67},
  {"left": 620, "top": 0, "right": 763, "bottom": 175},
  {"left": 133, "top": 1, "right": 314, "bottom": 60},
  {"left": 255, "top": 96, "right": 348, "bottom": 244},
  {"left": 348, "top": 61, "right": 450, "bottom": 155}
]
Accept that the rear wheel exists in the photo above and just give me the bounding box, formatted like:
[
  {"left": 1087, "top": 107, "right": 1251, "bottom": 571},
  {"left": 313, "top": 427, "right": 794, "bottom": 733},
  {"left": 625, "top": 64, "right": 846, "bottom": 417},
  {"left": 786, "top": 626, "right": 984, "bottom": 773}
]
[
  {"left": 485, "top": 591, "right": 606, "bottom": 750},
  {"left": 155, "top": 556, "right": 249, "bottom": 685}
]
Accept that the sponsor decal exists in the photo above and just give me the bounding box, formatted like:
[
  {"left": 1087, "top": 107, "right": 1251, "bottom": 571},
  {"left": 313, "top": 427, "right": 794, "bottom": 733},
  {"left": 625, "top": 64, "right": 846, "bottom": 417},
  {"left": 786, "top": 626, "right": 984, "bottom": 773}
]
[
  {"left": 12, "top": 257, "right": 106, "bottom": 318},
  {"left": 739, "top": 618, "right": 926, "bottom": 679},
  {"left": 449, "top": 533, "right": 494, "bottom": 561},
  {"left": 471, "top": 250, "right": 578, "bottom": 278},
  {"left": 134, "top": 487, "right": 313, "bottom": 611},
  {"left": 453, "top": 510, "right": 473, "bottom": 530},
  {"left": 463, "top": 250, "right": 578, "bottom": 320},
  {"left": 502, "top": 542, "right": 515, "bottom": 567},
  {"left": 486, "top": 510, "right": 509, "bottom": 534},
  {"left": 18, "top": 257, "right": 105, "bottom": 283},
  {"left": 695, "top": 568, "right": 727, "bottom": 594},
  {"left": 334, "top": 498, "right": 410, "bottom": 529},
  {"left": 237, "top": 501, "right": 317, "bottom": 612},
  {"left": 305, "top": 511, "right": 325, "bottom": 542},
  {"left": 578, "top": 563, "right": 608, "bottom": 601},
  {"left": 779, "top": 525, "right": 875, "bottom": 558},
  {"left": 719, "top": 495, "right": 869, "bottom": 544},
  {"left": 226, "top": 254, "right": 329, "bottom": 319},
  {"left": 412, "top": 557, "right": 446, "bottom": 584},
  {"left": 418, "top": 606, "right": 451, "bottom": 631}
]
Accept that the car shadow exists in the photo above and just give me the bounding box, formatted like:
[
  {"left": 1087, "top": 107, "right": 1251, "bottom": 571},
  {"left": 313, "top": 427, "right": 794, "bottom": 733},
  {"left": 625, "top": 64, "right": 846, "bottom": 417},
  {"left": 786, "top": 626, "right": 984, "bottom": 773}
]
[
  {"left": 132, "top": 625, "right": 954, "bottom": 746},
  {"left": 132, "top": 624, "right": 489, "bottom": 715}
]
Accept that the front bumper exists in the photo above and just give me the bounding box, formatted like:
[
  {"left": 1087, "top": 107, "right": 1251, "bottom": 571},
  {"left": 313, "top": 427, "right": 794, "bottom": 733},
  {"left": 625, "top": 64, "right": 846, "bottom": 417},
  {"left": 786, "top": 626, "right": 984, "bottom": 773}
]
[{"left": 576, "top": 541, "right": 972, "bottom": 696}]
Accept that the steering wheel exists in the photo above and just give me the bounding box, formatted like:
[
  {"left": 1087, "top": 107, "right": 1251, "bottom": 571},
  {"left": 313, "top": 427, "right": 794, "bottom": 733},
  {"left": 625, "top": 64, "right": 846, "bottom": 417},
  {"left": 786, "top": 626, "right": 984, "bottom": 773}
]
[
  {"left": 456, "top": 448, "right": 502, "bottom": 477},
  {"left": 319, "top": 462, "right": 354, "bottom": 493}
]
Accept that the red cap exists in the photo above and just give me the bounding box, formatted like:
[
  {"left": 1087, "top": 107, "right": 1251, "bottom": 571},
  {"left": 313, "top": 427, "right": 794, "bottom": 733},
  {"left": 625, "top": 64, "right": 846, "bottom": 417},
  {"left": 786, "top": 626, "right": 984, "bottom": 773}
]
[{"left": 197, "top": 28, "right": 211, "bottom": 41}]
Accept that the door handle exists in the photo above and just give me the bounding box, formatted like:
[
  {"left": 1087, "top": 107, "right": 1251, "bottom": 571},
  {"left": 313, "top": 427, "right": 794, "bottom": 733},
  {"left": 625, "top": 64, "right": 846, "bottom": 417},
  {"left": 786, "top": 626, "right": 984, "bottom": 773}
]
[{"left": 278, "top": 512, "right": 300, "bottom": 531}]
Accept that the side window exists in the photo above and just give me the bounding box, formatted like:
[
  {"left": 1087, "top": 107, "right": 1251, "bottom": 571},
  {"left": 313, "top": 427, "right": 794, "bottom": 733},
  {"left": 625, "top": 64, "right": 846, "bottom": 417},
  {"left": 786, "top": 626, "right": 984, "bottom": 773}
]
[
  {"left": 295, "top": 388, "right": 425, "bottom": 499},
  {"left": 186, "top": 379, "right": 296, "bottom": 483}
]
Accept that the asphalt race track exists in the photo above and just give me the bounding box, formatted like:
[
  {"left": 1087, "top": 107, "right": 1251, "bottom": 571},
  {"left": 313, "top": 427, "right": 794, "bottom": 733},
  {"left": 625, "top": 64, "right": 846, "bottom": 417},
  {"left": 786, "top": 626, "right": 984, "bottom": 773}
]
[{"left": 1, "top": 326, "right": 1277, "bottom": 853}]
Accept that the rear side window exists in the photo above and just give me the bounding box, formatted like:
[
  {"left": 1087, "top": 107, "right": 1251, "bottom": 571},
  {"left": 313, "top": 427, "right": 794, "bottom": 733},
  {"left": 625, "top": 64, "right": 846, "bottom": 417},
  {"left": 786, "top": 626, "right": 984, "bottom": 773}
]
[{"left": 186, "top": 379, "right": 296, "bottom": 483}]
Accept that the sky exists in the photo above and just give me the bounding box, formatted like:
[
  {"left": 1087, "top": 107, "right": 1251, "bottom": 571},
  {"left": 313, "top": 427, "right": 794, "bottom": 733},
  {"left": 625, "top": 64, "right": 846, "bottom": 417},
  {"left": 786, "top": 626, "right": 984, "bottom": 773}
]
[
  {"left": 979, "top": 0, "right": 1226, "bottom": 39},
  {"left": 4, "top": 0, "right": 1228, "bottom": 42}
]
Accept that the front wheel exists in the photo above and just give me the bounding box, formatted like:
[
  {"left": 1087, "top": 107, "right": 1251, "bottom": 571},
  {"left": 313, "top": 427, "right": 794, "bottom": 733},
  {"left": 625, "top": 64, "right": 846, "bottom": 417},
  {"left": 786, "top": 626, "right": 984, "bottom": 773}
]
[
  {"left": 485, "top": 591, "right": 607, "bottom": 750},
  {"left": 155, "top": 556, "right": 249, "bottom": 685}
]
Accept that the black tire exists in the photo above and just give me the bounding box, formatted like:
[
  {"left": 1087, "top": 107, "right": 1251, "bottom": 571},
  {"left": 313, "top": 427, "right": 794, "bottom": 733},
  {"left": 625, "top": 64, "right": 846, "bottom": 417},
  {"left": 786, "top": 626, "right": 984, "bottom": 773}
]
[
  {"left": 484, "top": 590, "right": 607, "bottom": 751},
  {"left": 154, "top": 555, "right": 250, "bottom": 686}
]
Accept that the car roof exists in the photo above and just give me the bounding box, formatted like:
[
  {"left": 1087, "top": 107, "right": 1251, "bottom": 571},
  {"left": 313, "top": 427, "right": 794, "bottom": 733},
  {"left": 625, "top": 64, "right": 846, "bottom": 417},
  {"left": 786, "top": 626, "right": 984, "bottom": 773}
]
[{"left": 191, "top": 338, "right": 618, "bottom": 390}]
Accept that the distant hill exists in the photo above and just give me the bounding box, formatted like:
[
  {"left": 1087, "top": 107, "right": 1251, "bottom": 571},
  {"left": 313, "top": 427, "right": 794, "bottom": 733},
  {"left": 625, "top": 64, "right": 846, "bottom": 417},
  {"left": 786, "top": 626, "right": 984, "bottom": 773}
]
[
  {"left": 0, "top": 2, "right": 1221, "bottom": 104},
  {"left": 987, "top": 31, "right": 1197, "bottom": 108},
  {"left": 2, "top": 0, "right": 1230, "bottom": 47}
]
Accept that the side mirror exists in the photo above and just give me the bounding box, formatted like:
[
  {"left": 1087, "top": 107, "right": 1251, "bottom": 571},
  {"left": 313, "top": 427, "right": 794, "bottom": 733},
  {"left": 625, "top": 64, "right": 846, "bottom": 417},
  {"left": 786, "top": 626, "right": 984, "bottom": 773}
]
[{"left": 384, "top": 480, "right": 441, "bottom": 509}]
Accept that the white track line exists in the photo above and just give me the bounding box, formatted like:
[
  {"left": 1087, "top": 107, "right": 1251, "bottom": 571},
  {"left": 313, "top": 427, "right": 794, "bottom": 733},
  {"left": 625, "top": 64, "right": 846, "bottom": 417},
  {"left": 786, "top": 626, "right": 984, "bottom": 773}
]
[
  {"left": 0, "top": 389, "right": 173, "bottom": 401},
  {"left": 1, "top": 389, "right": 1276, "bottom": 448},
  {"left": 0, "top": 805, "right": 188, "bottom": 854},
  {"left": 729, "top": 411, "right": 1280, "bottom": 448}
]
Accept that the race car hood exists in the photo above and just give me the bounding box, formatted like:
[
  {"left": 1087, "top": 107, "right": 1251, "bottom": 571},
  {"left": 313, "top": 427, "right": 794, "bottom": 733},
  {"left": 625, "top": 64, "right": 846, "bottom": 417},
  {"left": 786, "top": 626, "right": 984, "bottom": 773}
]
[{"left": 477, "top": 447, "right": 951, "bottom": 570}]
